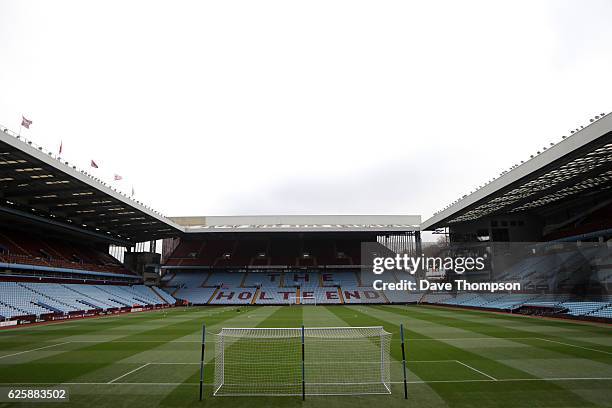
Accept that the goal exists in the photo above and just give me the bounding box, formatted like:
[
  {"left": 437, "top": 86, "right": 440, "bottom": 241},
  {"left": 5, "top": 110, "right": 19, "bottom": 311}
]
[{"left": 213, "top": 326, "right": 391, "bottom": 397}]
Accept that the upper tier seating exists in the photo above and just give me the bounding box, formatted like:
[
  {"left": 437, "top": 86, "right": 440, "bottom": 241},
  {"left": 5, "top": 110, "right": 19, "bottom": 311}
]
[
  {"left": 0, "top": 230, "right": 132, "bottom": 275},
  {"left": 163, "top": 238, "right": 366, "bottom": 267}
]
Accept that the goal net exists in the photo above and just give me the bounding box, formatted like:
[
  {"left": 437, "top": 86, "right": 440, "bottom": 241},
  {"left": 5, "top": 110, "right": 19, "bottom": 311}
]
[{"left": 213, "top": 326, "right": 391, "bottom": 397}]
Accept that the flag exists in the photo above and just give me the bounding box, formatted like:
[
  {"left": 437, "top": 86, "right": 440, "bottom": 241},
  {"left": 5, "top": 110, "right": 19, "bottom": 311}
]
[
  {"left": 21, "top": 116, "right": 32, "bottom": 129},
  {"left": 114, "top": 174, "right": 123, "bottom": 181},
  {"left": 90, "top": 160, "right": 99, "bottom": 169},
  {"left": 58, "top": 141, "right": 63, "bottom": 156}
]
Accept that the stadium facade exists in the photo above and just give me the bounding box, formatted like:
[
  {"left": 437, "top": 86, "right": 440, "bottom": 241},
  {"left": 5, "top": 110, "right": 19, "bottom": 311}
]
[{"left": 0, "top": 112, "right": 611, "bottom": 326}]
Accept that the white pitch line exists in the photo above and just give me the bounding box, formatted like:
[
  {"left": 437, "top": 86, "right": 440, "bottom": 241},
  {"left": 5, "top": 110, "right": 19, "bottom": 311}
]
[
  {"left": 0, "top": 378, "right": 610, "bottom": 386},
  {"left": 0, "top": 342, "right": 71, "bottom": 360},
  {"left": 455, "top": 360, "right": 498, "bottom": 381},
  {"left": 404, "top": 337, "right": 537, "bottom": 341},
  {"left": 536, "top": 338, "right": 612, "bottom": 356},
  {"left": 394, "top": 377, "right": 612, "bottom": 384},
  {"left": 60, "top": 340, "right": 202, "bottom": 343},
  {"left": 107, "top": 363, "right": 151, "bottom": 384},
  {"left": 145, "top": 360, "right": 457, "bottom": 365},
  {"left": 46, "top": 337, "right": 541, "bottom": 344},
  {"left": 406, "top": 360, "right": 456, "bottom": 363}
]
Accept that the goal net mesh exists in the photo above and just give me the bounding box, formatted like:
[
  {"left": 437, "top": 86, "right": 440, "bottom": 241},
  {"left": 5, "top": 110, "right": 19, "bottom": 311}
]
[{"left": 214, "top": 327, "right": 391, "bottom": 396}]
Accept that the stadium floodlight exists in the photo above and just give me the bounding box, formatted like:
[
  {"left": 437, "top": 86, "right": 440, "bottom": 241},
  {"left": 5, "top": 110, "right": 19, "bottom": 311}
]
[{"left": 212, "top": 326, "right": 391, "bottom": 398}]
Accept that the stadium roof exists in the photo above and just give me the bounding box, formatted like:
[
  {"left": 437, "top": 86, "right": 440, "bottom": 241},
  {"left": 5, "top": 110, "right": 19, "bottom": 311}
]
[
  {"left": 422, "top": 112, "right": 612, "bottom": 231},
  {"left": 0, "top": 127, "right": 182, "bottom": 244},
  {"left": 171, "top": 215, "right": 421, "bottom": 233}
]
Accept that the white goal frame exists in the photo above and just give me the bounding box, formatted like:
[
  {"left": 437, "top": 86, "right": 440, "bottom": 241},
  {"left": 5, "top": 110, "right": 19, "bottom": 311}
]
[{"left": 213, "top": 326, "right": 391, "bottom": 398}]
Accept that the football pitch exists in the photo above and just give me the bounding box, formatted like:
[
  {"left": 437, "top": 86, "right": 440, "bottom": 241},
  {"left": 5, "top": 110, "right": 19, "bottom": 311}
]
[{"left": 0, "top": 305, "right": 610, "bottom": 407}]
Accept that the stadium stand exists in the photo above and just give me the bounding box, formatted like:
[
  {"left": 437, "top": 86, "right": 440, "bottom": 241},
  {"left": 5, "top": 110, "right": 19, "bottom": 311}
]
[
  {"left": 163, "top": 270, "right": 392, "bottom": 305},
  {"left": 173, "top": 287, "right": 217, "bottom": 304},
  {"left": 2, "top": 113, "right": 612, "bottom": 324},
  {"left": 0, "top": 229, "right": 132, "bottom": 275},
  {"left": 209, "top": 287, "right": 258, "bottom": 305},
  {"left": 0, "top": 282, "right": 175, "bottom": 319},
  {"left": 416, "top": 113, "right": 612, "bottom": 322}
]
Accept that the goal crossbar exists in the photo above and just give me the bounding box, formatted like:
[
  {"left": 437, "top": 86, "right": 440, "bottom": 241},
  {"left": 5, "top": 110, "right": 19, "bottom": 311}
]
[{"left": 213, "top": 326, "right": 391, "bottom": 397}]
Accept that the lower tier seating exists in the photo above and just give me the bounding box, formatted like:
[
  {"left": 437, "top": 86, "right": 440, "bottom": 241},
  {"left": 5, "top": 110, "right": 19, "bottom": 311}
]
[
  {"left": 161, "top": 271, "right": 612, "bottom": 319},
  {"left": 0, "top": 282, "right": 176, "bottom": 319}
]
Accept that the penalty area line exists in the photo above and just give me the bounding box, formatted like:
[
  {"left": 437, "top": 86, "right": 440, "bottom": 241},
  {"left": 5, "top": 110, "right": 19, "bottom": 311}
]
[
  {"left": 107, "top": 363, "right": 151, "bottom": 384},
  {"left": 0, "top": 342, "right": 71, "bottom": 360},
  {"left": 455, "top": 360, "right": 497, "bottom": 381},
  {"left": 536, "top": 338, "right": 612, "bottom": 356}
]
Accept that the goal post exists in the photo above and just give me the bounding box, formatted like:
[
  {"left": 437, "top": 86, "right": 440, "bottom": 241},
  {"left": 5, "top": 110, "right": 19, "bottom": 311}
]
[{"left": 213, "top": 326, "right": 391, "bottom": 397}]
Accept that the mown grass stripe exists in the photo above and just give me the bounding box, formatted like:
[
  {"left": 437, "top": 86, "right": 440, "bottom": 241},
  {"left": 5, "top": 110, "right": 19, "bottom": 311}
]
[
  {"left": 0, "top": 307, "right": 259, "bottom": 384},
  {"left": 378, "top": 305, "right": 612, "bottom": 362},
  {"left": 419, "top": 304, "right": 611, "bottom": 335},
  {"left": 330, "top": 305, "right": 595, "bottom": 408},
  {"left": 0, "top": 307, "right": 205, "bottom": 353},
  {"left": 160, "top": 306, "right": 301, "bottom": 404}
]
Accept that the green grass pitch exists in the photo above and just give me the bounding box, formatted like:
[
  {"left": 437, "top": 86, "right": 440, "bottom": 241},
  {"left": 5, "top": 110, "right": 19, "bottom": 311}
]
[{"left": 0, "top": 305, "right": 610, "bottom": 407}]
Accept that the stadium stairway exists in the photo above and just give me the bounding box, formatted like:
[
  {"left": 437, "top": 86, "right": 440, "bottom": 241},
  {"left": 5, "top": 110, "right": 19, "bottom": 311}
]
[
  {"left": 251, "top": 287, "right": 260, "bottom": 305},
  {"left": 161, "top": 271, "right": 177, "bottom": 285},
  {"left": 62, "top": 284, "right": 120, "bottom": 309},
  {"left": 0, "top": 299, "right": 27, "bottom": 317},
  {"left": 0, "top": 232, "right": 36, "bottom": 258},
  {"left": 279, "top": 273, "right": 285, "bottom": 288},
  {"left": 201, "top": 272, "right": 213, "bottom": 286},
  {"left": 150, "top": 286, "right": 174, "bottom": 304},
  {"left": 240, "top": 273, "right": 249, "bottom": 288},
  {"left": 207, "top": 287, "right": 220, "bottom": 304},
  {"left": 77, "top": 299, "right": 102, "bottom": 310},
  {"left": 36, "top": 301, "right": 64, "bottom": 314},
  {"left": 93, "top": 286, "right": 135, "bottom": 307}
]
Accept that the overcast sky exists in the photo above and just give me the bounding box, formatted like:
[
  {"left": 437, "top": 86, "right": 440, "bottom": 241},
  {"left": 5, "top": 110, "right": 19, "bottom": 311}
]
[{"left": 1, "top": 0, "right": 611, "bottom": 230}]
